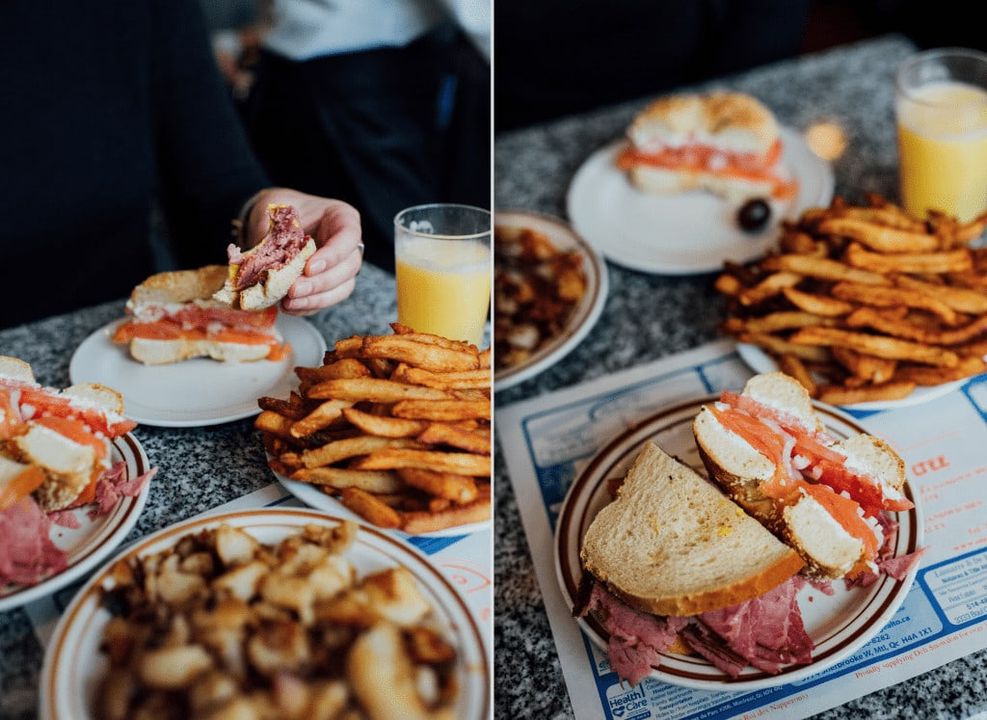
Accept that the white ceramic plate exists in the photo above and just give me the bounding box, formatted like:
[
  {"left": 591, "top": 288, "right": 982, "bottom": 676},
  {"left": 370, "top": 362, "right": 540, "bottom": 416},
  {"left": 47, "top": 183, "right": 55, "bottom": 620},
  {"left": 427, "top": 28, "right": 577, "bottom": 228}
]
[
  {"left": 40, "top": 508, "right": 490, "bottom": 720},
  {"left": 274, "top": 465, "right": 491, "bottom": 538},
  {"left": 566, "top": 126, "right": 834, "bottom": 274},
  {"left": 554, "top": 397, "right": 922, "bottom": 691},
  {"left": 69, "top": 315, "right": 327, "bottom": 427},
  {"left": 736, "top": 342, "right": 969, "bottom": 411},
  {"left": 494, "top": 211, "right": 609, "bottom": 391},
  {"left": 0, "top": 433, "right": 151, "bottom": 613}
]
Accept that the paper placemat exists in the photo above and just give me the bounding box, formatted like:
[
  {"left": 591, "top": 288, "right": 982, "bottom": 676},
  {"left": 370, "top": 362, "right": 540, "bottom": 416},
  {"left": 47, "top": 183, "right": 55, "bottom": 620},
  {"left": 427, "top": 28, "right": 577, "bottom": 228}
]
[
  {"left": 498, "top": 340, "right": 987, "bottom": 720},
  {"left": 23, "top": 482, "right": 492, "bottom": 650}
]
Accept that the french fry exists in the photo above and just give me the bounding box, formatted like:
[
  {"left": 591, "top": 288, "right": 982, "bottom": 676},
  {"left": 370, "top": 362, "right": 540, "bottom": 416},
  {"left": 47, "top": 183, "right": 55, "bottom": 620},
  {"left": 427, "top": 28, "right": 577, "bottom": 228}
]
[
  {"left": 257, "top": 396, "right": 308, "bottom": 420},
  {"left": 894, "top": 276, "right": 987, "bottom": 314},
  {"left": 267, "top": 456, "right": 293, "bottom": 476},
  {"left": 361, "top": 336, "right": 480, "bottom": 372},
  {"left": 737, "top": 332, "right": 831, "bottom": 362},
  {"left": 292, "top": 467, "right": 403, "bottom": 493},
  {"left": 364, "top": 358, "right": 395, "bottom": 378},
  {"left": 255, "top": 411, "right": 295, "bottom": 438},
  {"left": 341, "top": 407, "right": 427, "bottom": 438},
  {"left": 289, "top": 399, "right": 353, "bottom": 438},
  {"left": 387, "top": 323, "right": 478, "bottom": 353},
  {"left": 417, "top": 423, "right": 491, "bottom": 454},
  {"left": 846, "top": 307, "right": 987, "bottom": 346},
  {"left": 738, "top": 272, "right": 802, "bottom": 306},
  {"left": 400, "top": 497, "right": 491, "bottom": 535},
  {"left": 782, "top": 287, "right": 855, "bottom": 317},
  {"left": 955, "top": 212, "right": 987, "bottom": 243},
  {"left": 427, "top": 498, "right": 452, "bottom": 513},
  {"left": 300, "top": 436, "right": 417, "bottom": 468},
  {"left": 845, "top": 243, "right": 972, "bottom": 274},
  {"left": 780, "top": 231, "right": 826, "bottom": 256},
  {"left": 392, "top": 364, "right": 491, "bottom": 390},
  {"left": 261, "top": 322, "right": 490, "bottom": 532},
  {"left": 714, "top": 274, "right": 744, "bottom": 296},
  {"left": 398, "top": 468, "right": 478, "bottom": 504},
  {"left": 789, "top": 326, "right": 959, "bottom": 367},
  {"left": 762, "top": 255, "right": 889, "bottom": 285},
  {"left": 817, "top": 381, "right": 917, "bottom": 404},
  {"left": 957, "top": 338, "right": 987, "bottom": 358},
  {"left": 391, "top": 399, "right": 491, "bottom": 421},
  {"left": 324, "top": 336, "right": 363, "bottom": 362},
  {"left": 307, "top": 378, "right": 452, "bottom": 403},
  {"left": 295, "top": 358, "right": 371, "bottom": 382},
  {"left": 894, "top": 356, "right": 987, "bottom": 386},
  {"left": 818, "top": 218, "right": 939, "bottom": 253},
  {"left": 831, "top": 282, "right": 959, "bottom": 325},
  {"left": 835, "top": 207, "right": 927, "bottom": 233},
  {"left": 777, "top": 355, "right": 816, "bottom": 397},
  {"left": 450, "top": 389, "right": 489, "bottom": 402},
  {"left": 354, "top": 449, "right": 491, "bottom": 476},
  {"left": 339, "top": 487, "right": 401, "bottom": 528},
  {"left": 831, "top": 347, "right": 898, "bottom": 384},
  {"left": 738, "top": 312, "right": 836, "bottom": 334}
]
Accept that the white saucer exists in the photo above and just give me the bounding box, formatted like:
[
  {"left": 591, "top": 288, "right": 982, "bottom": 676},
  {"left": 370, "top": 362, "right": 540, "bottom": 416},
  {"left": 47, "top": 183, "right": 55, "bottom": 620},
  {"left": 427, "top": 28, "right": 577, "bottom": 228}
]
[
  {"left": 566, "top": 126, "right": 834, "bottom": 274},
  {"left": 70, "top": 315, "right": 326, "bottom": 427}
]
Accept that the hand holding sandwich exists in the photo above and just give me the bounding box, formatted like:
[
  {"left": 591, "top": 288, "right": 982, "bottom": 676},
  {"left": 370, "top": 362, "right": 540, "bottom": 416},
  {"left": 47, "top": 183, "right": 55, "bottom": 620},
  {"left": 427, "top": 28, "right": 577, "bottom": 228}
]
[{"left": 243, "top": 188, "right": 363, "bottom": 315}]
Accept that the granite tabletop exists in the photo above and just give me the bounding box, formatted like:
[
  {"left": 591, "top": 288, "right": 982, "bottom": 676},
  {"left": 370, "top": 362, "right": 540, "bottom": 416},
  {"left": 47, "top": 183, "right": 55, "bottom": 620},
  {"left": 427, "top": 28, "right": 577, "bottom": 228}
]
[
  {"left": 494, "top": 35, "right": 987, "bottom": 720},
  {"left": 0, "top": 263, "right": 412, "bottom": 719}
]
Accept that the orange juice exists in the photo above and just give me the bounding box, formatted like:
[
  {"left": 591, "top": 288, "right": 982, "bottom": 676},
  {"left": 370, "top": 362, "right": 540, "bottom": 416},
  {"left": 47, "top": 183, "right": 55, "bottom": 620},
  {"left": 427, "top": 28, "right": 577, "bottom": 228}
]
[
  {"left": 396, "top": 237, "right": 491, "bottom": 346},
  {"left": 897, "top": 81, "right": 987, "bottom": 221}
]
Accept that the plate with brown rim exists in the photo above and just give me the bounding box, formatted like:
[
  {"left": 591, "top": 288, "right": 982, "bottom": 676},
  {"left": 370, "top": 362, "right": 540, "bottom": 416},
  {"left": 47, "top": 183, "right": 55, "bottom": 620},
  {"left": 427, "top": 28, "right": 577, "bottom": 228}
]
[
  {"left": 40, "top": 508, "right": 490, "bottom": 720},
  {"left": 494, "top": 210, "right": 608, "bottom": 391},
  {"left": 554, "top": 396, "right": 922, "bottom": 691}
]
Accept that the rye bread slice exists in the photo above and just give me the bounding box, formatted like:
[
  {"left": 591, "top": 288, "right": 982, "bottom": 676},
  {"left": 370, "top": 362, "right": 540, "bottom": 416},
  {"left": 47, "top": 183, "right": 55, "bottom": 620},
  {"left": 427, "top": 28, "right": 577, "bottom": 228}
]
[{"left": 580, "top": 442, "right": 804, "bottom": 617}]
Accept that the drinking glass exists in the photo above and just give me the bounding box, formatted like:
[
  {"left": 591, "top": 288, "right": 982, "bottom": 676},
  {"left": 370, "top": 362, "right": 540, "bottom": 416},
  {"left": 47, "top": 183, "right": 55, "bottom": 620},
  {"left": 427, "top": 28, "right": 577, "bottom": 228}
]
[
  {"left": 394, "top": 204, "right": 491, "bottom": 347},
  {"left": 896, "top": 48, "right": 987, "bottom": 221}
]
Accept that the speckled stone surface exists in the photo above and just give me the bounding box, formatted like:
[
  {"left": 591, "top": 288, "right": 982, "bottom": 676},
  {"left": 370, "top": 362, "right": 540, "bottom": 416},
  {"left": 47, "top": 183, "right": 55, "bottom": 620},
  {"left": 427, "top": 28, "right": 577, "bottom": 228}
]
[
  {"left": 0, "top": 263, "right": 397, "bottom": 720},
  {"left": 494, "top": 35, "right": 987, "bottom": 720}
]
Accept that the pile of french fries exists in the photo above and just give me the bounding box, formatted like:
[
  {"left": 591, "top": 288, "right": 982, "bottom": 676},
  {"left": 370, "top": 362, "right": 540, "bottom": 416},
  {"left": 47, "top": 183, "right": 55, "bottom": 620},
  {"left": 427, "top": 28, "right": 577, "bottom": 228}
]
[
  {"left": 257, "top": 323, "right": 491, "bottom": 533},
  {"left": 716, "top": 195, "right": 987, "bottom": 404}
]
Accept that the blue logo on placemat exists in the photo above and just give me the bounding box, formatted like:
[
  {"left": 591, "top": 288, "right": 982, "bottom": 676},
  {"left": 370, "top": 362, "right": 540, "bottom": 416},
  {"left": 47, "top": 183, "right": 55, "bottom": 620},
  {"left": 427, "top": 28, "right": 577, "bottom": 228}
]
[{"left": 606, "top": 685, "right": 651, "bottom": 719}]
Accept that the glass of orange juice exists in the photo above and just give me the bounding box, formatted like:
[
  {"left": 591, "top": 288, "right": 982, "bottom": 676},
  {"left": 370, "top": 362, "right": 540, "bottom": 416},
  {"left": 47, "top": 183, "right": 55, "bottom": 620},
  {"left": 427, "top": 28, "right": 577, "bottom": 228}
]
[
  {"left": 394, "top": 204, "right": 491, "bottom": 347},
  {"left": 896, "top": 48, "right": 987, "bottom": 222}
]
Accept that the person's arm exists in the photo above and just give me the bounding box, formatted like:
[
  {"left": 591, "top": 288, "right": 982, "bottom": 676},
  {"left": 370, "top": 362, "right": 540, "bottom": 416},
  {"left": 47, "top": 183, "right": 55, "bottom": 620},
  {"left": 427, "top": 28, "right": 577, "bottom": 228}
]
[{"left": 149, "top": 0, "right": 268, "bottom": 268}]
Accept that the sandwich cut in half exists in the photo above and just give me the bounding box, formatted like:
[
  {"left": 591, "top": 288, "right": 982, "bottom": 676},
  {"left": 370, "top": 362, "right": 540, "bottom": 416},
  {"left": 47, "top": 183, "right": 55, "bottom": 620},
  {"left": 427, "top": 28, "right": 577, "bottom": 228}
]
[
  {"left": 616, "top": 92, "right": 798, "bottom": 202},
  {"left": 1, "top": 356, "right": 155, "bottom": 590},
  {"left": 693, "top": 372, "right": 917, "bottom": 580},
  {"left": 214, "top": 203, "right": 317, "bottom": 311},
  {"left": 113, "top": 265, "right": 289, "bottom": 364},
  {"left": 577, "top": 442, "right": 812, "bottom": 684},
  {"left": 0, "top": 356, "right": 139, "bottom": 512}
]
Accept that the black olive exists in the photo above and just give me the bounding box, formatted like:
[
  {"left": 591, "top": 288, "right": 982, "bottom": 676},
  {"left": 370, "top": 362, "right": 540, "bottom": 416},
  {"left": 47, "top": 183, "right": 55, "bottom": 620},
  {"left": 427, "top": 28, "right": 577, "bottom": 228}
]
[{"left": 737, "top": 198, "right": 772, "bottom": 232}]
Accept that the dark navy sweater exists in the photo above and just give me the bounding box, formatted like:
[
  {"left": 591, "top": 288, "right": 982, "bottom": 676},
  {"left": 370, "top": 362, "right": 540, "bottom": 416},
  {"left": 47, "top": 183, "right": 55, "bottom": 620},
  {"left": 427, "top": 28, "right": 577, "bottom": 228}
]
[{"left": 0, "top": 0, "right": 268, "bottom": 327}]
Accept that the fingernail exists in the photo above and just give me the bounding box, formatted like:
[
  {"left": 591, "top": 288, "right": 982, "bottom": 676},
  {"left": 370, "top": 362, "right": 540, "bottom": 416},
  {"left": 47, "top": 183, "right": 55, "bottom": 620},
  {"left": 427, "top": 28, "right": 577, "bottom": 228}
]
[
  {"left": 295, "top": 280, "right": 311, "bottom": 295},
  {"left": 290, "top": 297, "right": 309, "bottom": 309},
  {"left": 309, "top": 260, "right": 326, "bottom": 274}
]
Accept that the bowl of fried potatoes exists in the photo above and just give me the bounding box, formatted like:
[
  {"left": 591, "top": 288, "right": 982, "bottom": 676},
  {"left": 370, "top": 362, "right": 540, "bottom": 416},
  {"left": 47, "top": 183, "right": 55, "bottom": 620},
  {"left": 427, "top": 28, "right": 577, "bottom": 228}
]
[
  {"left": 41, "top": 509, "right": 489, "bottom": 720},
  {"left": 718, "top": 194, "right": 987, "bottom": 408},
  {"left": 257, "top": 323, "right": 491, "bottom": 536},
  {"left": 494, "top": 210, "right": 608, "bottom": 391}
]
